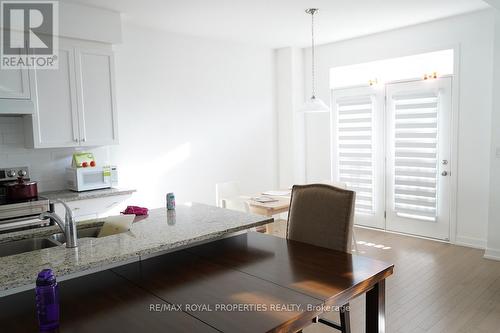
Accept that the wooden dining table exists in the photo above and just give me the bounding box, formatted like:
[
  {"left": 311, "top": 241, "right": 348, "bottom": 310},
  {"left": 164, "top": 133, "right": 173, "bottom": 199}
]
[
  {"left": 246, "top": 192, "right": 291, "bottom": 217},
  {"left": 245, "top": 192, "right": 291, "bottom": 233},
  {"left": 245, "top": 184, "right": 347, "bottom": 219},
  {"left": 0, "top": 232, "right": 393, "bottom": 333}
]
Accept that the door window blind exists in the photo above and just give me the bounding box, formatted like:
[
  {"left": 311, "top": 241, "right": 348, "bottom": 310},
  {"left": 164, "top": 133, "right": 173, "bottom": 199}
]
[
  {"left": 336, "top": 97, "right": 374, "bottom": 214},
  {"left": 392, "top": 93, "right": 438, "bottom": 221}
]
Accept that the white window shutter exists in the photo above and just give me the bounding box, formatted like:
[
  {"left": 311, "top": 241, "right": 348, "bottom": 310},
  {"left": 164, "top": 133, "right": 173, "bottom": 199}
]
[
  {"left": 335, "top": 96, "right": 375, "bottom": 214},
  {"left": 391, "top": 93, "right": 439, "bottom": 221}
]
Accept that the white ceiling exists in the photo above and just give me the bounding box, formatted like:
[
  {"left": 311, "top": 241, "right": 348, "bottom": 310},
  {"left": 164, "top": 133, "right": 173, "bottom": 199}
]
[{"left": 64, "top": 0, "right": 490, "bottom": 47}]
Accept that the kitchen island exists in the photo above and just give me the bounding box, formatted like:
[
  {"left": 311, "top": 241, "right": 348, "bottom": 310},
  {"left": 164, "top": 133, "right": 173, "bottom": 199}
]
[{"left": 0, "top": 203, "right": 273, "bottom": 297}]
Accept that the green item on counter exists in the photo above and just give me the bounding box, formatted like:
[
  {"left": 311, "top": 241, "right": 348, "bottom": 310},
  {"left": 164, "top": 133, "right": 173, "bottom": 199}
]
[
  {"left": 72, "top": 152, "right": 95, "bottom": 168},
  {"left": 103, "top": 166, "right": 111, "bottom": 177}
]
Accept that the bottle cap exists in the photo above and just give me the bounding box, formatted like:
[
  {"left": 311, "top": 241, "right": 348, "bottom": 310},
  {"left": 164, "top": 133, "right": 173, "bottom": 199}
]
[{"left": 36, "top": 269, "right": 56, "bottom": 286}]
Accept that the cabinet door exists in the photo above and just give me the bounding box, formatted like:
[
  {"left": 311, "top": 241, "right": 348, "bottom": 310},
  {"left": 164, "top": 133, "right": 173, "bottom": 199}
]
[
  {"left": 0, "top": 67, "right": 30, "bottom": 100},
  {"left": 75, "top": 49, "right": 118, "bottom": 146},
  {"left": 31, "top": 47, "right": 80, "bottom": 148}
]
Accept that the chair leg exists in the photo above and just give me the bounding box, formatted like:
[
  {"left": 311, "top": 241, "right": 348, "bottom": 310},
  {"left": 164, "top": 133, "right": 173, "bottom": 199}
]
[
  {"left": 352, "top": 231, "right": 359, "bottom": 253},
  {"left": 316, "top": 303, "right": 351, "bottom": 333},
  {"left": 339, "top": 304, "right": 351, "bottom": 333}
]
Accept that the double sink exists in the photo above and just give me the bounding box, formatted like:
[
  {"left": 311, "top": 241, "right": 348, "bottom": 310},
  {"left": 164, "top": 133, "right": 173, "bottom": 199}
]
[{"left": 0, "top": 226, "right": 102, "bottom": 258}]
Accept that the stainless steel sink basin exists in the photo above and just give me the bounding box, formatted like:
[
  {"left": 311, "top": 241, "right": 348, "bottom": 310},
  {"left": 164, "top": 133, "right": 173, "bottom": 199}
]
[
  {"left": 48, "top": 226, "right": 102, "bottom": 244},
  {"left": 0, "top": 238, "right": 59, "bottom": 258},
  {"left": 0, "top": 226, "right": 103, "bottom": 258}
]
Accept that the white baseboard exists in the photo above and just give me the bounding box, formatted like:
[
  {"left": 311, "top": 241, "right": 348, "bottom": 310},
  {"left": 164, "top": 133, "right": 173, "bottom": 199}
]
[
  {"left": 484, "top": 248, "right": 500, "bottom": 261},
  {"left": 455, "top": 235, "right": 486, "bottom": 249},
  {"left": 354, "top": 226, "right": 488, "bottom": 251}
]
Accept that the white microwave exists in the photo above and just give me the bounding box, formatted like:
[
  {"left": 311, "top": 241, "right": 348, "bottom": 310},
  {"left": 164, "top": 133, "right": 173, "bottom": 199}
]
[{"left": 66, "top": 166, "right": 118, "bottom": 192}]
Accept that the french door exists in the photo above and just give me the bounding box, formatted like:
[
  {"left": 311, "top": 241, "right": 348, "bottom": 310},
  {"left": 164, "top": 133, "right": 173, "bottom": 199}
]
[
  {"left": 331, "top": 86, "right": 386, "bottom": 229},
  {"left": 385, "top": 78, "right": 451, "bottom": 240},
  {"left": 331, "top": 77, "right": 452, "bottom": 240}
]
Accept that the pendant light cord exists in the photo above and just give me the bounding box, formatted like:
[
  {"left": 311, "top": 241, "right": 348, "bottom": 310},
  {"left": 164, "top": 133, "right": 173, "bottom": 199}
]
[{"left": 303, "top": 8, "right": 328, "bottom": 111}]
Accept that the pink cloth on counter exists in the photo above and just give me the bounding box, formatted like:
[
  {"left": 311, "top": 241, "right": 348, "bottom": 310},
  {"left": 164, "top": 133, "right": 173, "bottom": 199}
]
[{"left": 122, "top": 206, "right": 149, "bottom": 216}]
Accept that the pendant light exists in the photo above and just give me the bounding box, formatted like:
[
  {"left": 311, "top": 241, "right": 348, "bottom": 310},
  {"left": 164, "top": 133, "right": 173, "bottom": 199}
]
[{"left": 300, "top": 8, "right": 329, "bottom": 113}]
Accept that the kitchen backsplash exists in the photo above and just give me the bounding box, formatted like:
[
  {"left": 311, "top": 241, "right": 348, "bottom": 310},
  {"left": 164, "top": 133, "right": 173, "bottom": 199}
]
[{"left": 0, "top": 116, "right": 113, "bottom": 192}]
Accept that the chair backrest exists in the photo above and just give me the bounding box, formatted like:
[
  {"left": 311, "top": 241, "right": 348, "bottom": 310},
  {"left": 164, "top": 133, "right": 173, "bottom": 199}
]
[
  {"left": 319, "top": 180, "right": 347, "bottom": 189},
  {"left": 286, "top": 183, "right": 356, "bottom": 253},
  {"left": 215, "top": 181, "right": 249, "bottom": 212}
]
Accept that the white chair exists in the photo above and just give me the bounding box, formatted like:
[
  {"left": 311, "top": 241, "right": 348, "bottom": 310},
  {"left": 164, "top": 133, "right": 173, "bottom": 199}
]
[{"left": 215, "top": 181, "right": 250, "bottom": 212}]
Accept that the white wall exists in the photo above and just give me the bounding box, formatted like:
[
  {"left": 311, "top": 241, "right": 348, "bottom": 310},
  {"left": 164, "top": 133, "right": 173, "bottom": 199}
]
[
  {"left": 58, "top": 2, "right": 122, "bottom": 43},
  {"left": 282, "top": 10, "right": 495, "bottom": 247},
  {"left": 275, "top": 47, "right": 305, "bottom": 188},
  {"left": 110, "top": 23, "right": 277, "bottom": 208},
  {"left": 0, "top": 2, "right": 122, "bottom": 44},
  {"left": 486, "top": 10, "right": 500, "bottom": 260}
]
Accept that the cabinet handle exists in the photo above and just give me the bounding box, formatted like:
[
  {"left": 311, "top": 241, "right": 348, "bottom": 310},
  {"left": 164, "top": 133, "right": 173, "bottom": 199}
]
[{"left": 81, "top": 116, "right": 87, "bottom": 143}]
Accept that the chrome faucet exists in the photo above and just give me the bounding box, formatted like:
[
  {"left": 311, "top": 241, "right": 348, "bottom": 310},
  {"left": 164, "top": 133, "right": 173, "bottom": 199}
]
[{"left": 39, "top": 200, "right": 78, "bottom": 248}]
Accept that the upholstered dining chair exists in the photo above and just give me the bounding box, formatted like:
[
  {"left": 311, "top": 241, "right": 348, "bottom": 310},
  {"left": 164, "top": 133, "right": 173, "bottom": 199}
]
[
  {"left": 286, "top": 183, "right": 356, "bottom": 333},
  {"left": 318, "top": 180, "right": 358, "bottom": 253}
]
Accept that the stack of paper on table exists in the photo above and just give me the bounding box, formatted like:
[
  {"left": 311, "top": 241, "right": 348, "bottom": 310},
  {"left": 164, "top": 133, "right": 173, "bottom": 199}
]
[
  {"left": 251, "top": 196, "right": 278, "bottom": 203},
  {"left": 261, "top": 190, "right": 291, "bottom": 196}
]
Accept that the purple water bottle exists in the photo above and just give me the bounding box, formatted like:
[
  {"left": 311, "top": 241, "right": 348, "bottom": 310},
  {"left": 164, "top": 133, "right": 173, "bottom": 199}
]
[{"left": 35, "top": 269, "right": 60, "bottom": 332}]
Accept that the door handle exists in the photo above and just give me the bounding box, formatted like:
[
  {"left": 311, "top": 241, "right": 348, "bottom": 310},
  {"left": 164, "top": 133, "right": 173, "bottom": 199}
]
[{"left": 441, "top": 171, "right": 448, "bottom": 176}]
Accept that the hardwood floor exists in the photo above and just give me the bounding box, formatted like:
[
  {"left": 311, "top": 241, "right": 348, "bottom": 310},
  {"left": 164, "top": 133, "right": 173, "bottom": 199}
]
[{"left": 265, "top": 220, "right": 500, "bottom": 333}]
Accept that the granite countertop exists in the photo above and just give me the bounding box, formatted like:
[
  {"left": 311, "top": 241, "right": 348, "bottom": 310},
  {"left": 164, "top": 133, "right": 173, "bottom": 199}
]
[
  {"left": 0, "top": 203, "right": 273, "bottom": 297},
  {"left": 39, "top": 188, "right": 137, "bottom": 203}
]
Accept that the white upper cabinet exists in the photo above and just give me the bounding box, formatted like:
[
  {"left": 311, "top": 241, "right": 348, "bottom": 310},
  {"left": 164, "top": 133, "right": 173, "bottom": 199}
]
[
  {"left": 0, "top": 67, "right": 30, "bottom": 99},
  {"left": 29, "top": 47, "right": 80, "bottom": 148},
  {"left": 75, "top": 49, "right": 118, "bottom": 146},
  {"left": 0, "top": 66, "right": 34, "bottom": 115},
  {"left": 26, "top": 40, "right": 118, "bottom": 148}
]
